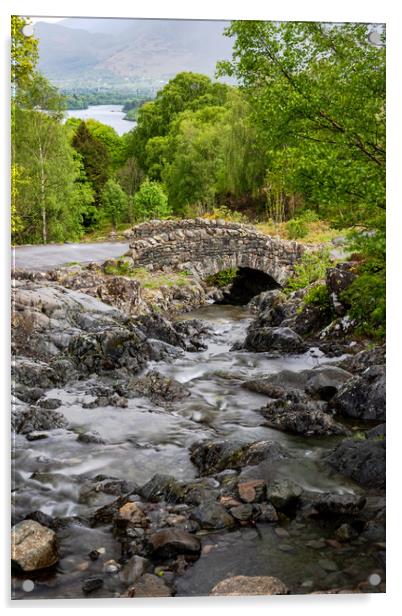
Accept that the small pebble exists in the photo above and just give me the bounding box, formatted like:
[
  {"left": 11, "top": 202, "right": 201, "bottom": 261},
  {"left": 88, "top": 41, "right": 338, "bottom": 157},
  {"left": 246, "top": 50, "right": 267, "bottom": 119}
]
[
  {"left": 318, "top": 559, "right": 339, "bottom": 572},
  {"left": 103, "top": 559, "right": 121, "bottom": 574},
  {"left": 82, "top": 577, "right": 103, "bottom": 593}
]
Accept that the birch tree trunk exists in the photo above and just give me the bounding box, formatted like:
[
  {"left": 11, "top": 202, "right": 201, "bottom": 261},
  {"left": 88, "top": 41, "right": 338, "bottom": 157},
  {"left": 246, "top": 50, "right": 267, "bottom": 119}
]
[{"left": 38, "top": 142, "right": 47, "bottom": 244}]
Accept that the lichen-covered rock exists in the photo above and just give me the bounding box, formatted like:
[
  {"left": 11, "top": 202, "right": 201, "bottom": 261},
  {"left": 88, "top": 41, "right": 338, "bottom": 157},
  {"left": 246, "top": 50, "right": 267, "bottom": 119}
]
[
  {"left": 325, "top": 439, "right": 385, "bottom": 488},
  {"left": 12, "top": 281, "right": 149, "bottom": 377},
  {"left": 210, "top": 575, "right": 288, "bottom": 596},
  {"left": 229, "top": 504, "right": 254, "bottom": 521},
  {"left": 254, "top": 502, "right": 279, "bottom": 523},
  {"left": 12, "top": 406, "right": 67, "bottom": 434},
  {"left": 331, "top": 365, "right": 385, "bottom": 420},
  {"left": 135, "top": 313, "right": 207, "bottom": 352},
  {"left": 242, "top": 326, "right": 306, "bottom": 354},
  {"left": 149, "top": 528, "right": 201, "bottom": 558},
  {"left": 77, "top": 431, "right": 106, "bottom": 444},
  {"left": 259, "top": 398, "right": 349, "bottom": 436},
  {"left": 12, "top": 357, "right": 62, "bottom": 389},
  {"left": 183, "top": 478, "right": 220, "bottom": 506},
  {"left": 124, "top": 371, "right": 190, "bottom": 406},
  {"left": 339, "top": 345, "right": 385, "bottom": 375},
  {"left": 190, "top": 439, "right": 289, "bottom": 475},
  {"left": 301, "top": 491, "right": 366, "bottom": 516},
  {"left": 114, "top": 502, "right": 148, "bottom": 530},
  {"left": 326, "top": 263, "right": 357, "bottom": 316},
  {"left": 139, "top": 474, "right": 185, "bottom": 504},
  {"left": 266, "top": 479, "right": 303, "bottom": 510},
  {"left": 238, "top": 480, "right": 266, "bottom": 503},
  {"left": 191, "top": 502, "right": 236, "bottom": 530},
  {"left": 11, "top": 520, "right": 59, "bottom": 571}
]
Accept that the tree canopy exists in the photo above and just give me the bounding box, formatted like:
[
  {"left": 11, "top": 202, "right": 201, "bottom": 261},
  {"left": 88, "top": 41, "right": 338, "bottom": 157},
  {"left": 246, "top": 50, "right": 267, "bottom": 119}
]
[{"left": 217, "top": 21, "right": 385, "bottom": 229}]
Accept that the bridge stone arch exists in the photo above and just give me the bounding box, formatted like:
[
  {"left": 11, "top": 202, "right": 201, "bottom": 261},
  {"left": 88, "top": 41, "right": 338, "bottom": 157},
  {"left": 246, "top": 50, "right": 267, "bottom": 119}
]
[{"left": 125, "top": 218, "right": 305, "bottom": 286}]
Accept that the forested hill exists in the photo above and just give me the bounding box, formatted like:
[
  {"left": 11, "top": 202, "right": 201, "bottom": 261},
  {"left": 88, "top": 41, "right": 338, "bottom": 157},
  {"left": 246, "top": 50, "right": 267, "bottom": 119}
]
[{"left": 34, "top": 19, "right": 234, "bottom": 87}]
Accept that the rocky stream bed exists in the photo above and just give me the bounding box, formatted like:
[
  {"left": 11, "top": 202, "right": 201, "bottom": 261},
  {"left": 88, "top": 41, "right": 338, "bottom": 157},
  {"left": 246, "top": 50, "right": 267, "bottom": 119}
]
[{"left": 11, "top": 264, "right": 385, "bottom": 599}]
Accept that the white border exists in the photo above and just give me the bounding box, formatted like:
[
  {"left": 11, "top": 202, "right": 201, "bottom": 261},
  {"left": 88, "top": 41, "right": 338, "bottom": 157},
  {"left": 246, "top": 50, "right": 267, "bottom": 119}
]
[{"left": 1, "top": 0, "right": 401, "bottom": 613}]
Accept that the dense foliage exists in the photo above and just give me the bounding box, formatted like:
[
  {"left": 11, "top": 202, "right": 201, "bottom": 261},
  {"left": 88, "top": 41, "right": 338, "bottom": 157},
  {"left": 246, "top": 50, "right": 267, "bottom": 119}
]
[
  {"left": 133, "top": 180, "right": 171, "bottom": 221},
  {"left": 62, "top": 88, "right": 152, "bottom": 110}
]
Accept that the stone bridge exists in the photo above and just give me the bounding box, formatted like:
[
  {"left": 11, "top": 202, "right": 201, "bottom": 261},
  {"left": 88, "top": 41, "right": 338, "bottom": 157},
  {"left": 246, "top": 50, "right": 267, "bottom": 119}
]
[{"left": 124, "top": 218, "right": 305, "bottom": 286}]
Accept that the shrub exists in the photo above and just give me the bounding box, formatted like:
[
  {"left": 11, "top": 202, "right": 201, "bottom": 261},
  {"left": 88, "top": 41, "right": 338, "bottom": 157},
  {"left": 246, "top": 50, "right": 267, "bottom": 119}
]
[
  {"left": 286, "top": 218, "right": 308, "bottom": 239},
  {"left": 303, "top": 284, "right": 332, "bottom": 311},
  {"left": 298, "top": 209, "right": 320, "bottom": 223},
  {"left": 103, "top": 259, "right": 133, "bottom": 276},
  {"left": 285, "top": 248, "right": 332, "bottom": 293},
  {"left": 203, "top": 205, "right": 248, "bottom": 224},
  {"left": 205, "top": 268, "right": 238, "bottom": 288},
  {"left": 101, "top": 179, "right": 127, "bottom": 230},
  {"left": 341, "top": 269, "right": 385, "bottom": 339},
  {"left": 341, "top": 228, "right": 385, "bottom": 339}
]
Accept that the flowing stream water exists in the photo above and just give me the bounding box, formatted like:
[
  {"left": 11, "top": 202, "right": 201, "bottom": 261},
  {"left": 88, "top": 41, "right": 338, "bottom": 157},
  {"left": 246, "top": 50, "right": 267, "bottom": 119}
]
[{"left": 12, "top": 304, "right": 382, "bottom": 599}]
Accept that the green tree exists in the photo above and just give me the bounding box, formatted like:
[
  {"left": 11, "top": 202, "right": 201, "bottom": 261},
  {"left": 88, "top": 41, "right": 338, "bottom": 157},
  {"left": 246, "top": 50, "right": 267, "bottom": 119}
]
[
  {"left": 13, "top": 106, "right": 90, "bottom": 244},
  {"left": 11, "top": 16, "right": 38, "bottom": 89},
  {"left": 126, "top": 72, "right": 230, "bottom": 175},
  {"left": 162, "top": 106, "right": 228, "bottom": 214},
  {"left": 11, "top": 16, "right": 39, "bottom": 239},
  {"left": 116, "top": 157, "right": 144, "bottom": 223},
  {"left": 85, "top": 119, "right": 124, "bottom": 169},
  {"left": 219, "top": 90, "right": 267, "bottom": 207},
  {"left": 133, "top": 180, "right": 171, "bottom": 221},
  {"left": 72, "top": 121, "right": 111, "bottom": 219},
  {"left": 13, "top": 73, "right": 88, "bottom": 244},
  {"left": 101, "top": 179, "right": 127, "bottom": 230}
]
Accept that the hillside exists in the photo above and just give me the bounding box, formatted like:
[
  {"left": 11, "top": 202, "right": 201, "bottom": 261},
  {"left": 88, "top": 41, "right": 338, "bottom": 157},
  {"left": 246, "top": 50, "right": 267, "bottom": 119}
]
[{"left": 34, "top": 18, "right": 234, "bottom": 88}]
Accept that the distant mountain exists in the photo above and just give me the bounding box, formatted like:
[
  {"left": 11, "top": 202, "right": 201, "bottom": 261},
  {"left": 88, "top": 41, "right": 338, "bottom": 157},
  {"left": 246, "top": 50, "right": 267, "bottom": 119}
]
[{"left": 34, "top": 18, "right": 234, "bottom": 88}]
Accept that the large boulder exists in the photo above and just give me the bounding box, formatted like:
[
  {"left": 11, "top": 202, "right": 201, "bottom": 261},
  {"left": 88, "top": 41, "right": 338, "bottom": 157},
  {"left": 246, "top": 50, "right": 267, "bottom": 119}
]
[
  {"left": 325, "top": 439, "right": 385, "bottom": 488},
  {"left": 259, "top": 398, "right": 349, "bottom": 436},
  {"left": 139, "top": 474, "right": 185, "bottom": 504},
  {"left": 248, "top": 291, "right": 288, "bottom": 327},
  {"left": 339, "top": 345, "right": 385, "bottom": 375},
  {"left": 305, "top": 365, "right": 353, "bottom": 401},
  {"left": 243, "top": 369, "right": 310, "bottom": 395},
  {"left": 326, "top": 263, "right": 357, "bottom": 316},
  {"left": 135, "top": 313, "right": 208, "bottom": 352},
  {"left": 11, "top": 520, "right": 59, "bottom": 571},
  {"left": 12, "top": 281, "right": 149, "bottom": 377},
  {"left": 243, "top": 327, "right": 306, "bottom": 354},
  {"left": 210, "top": 575, "right": 288, "bottom": 596},
  {"left": 331, "top": 365, "right": 385, "bottom": 420},
  {"left": 12, "top": 406, "right": 68, "bottom": 434},
  {"left": 301, "top": 491, "right": 366, "bottom": 517},
  {"left": 123, "top": 371, "right": 190, "bottom": 406},
  {"left": 266, "top": 479, "right": 303, "bottom": 510},
  {"left": 190, "top": 439, "right": 289, "bottom": 476},
  {"left": 183, "top": 477, "right": 220, "bottom": 506}
]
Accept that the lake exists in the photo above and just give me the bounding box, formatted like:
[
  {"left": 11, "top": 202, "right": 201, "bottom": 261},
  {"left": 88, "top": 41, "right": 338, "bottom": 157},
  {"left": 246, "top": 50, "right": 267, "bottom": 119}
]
[{"left": 65, "top": 104, "right": 135, "bottom": 135}]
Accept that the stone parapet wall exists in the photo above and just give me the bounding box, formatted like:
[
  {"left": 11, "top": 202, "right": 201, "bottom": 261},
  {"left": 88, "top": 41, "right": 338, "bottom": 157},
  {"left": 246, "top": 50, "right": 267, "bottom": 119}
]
[{"left": 125, "top": 219, "right": 305, "bottom": 285}]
